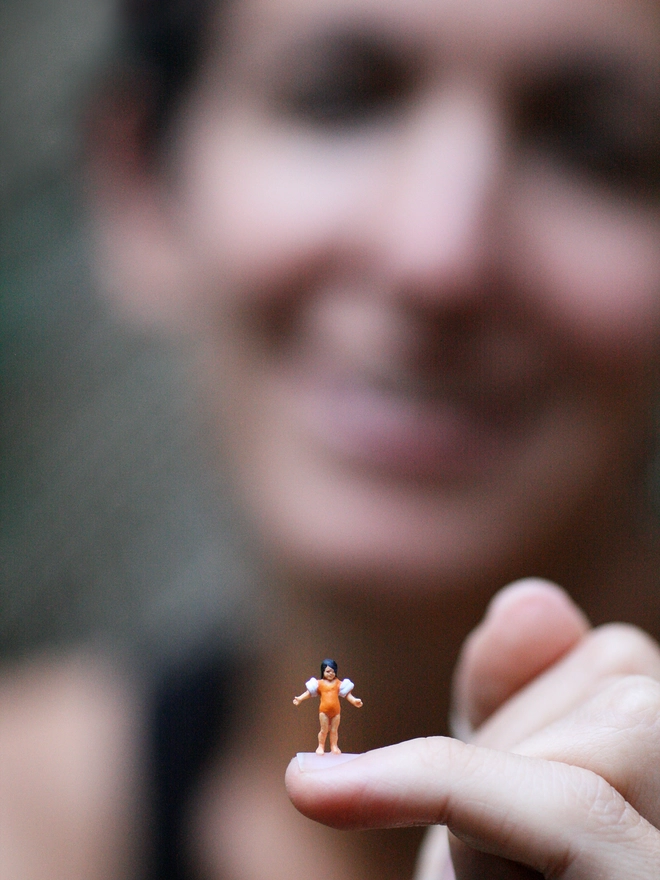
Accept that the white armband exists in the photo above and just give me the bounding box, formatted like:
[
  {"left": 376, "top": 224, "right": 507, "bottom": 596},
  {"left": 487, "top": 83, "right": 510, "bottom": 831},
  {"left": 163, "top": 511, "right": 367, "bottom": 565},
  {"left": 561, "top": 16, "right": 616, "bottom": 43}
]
[
  {"left": 305, "top": 677, "right": 319, "bottom": 696},
  {"left": 339, "top": 678, "right": 354, "bottom": 698}
]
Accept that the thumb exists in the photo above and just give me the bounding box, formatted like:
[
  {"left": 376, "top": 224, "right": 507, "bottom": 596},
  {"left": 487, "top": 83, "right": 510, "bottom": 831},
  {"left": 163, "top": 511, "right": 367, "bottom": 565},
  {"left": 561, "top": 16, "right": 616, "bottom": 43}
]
[{"left": 451, "top": 578, "right": 589, "bottom": 741}]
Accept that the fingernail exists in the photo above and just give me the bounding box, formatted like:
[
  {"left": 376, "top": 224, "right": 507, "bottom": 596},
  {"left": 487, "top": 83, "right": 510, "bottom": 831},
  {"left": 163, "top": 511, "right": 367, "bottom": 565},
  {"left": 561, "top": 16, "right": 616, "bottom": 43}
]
[
  {"left": 486, "top": 578, "right": 558, "bottom": 618},
  {"left": 296, "top": 752, "right": 362, "bottom": 772}
]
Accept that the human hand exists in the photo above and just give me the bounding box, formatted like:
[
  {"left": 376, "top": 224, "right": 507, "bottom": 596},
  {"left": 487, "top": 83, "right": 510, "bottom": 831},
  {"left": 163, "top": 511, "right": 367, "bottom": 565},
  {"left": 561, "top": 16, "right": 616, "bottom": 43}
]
[
  {"left": 286, "top": 579, "right": 660, "bottom": 878},
  {"left": 0, "top": 653, "right": 139, "bottom": 880},
  {"left": 432, "top": 578, "right": 660, "bottom": 878}
]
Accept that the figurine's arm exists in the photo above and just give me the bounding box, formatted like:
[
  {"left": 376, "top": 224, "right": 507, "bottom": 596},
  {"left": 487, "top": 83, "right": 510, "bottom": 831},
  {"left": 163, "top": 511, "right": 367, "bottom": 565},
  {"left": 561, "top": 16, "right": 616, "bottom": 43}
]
[
  {"left": 293, "top": 677, "right": 319, "bottom": 706},
  {"left": 339, "top": 678, "right": 363, "bottom": 707}
]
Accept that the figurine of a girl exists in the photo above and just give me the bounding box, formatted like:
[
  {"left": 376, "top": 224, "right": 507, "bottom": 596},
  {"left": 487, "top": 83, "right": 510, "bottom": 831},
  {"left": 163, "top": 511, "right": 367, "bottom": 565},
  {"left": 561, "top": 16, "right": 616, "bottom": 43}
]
[{"left": 293, "top": 660, "right": 363, "bottom": 754}]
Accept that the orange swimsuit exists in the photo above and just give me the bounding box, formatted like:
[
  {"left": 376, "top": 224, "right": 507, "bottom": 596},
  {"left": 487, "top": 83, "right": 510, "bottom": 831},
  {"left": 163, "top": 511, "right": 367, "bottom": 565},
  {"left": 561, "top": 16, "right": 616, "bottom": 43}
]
[{"left": 317, "top": 678, "right": 341, "bottom": 719}]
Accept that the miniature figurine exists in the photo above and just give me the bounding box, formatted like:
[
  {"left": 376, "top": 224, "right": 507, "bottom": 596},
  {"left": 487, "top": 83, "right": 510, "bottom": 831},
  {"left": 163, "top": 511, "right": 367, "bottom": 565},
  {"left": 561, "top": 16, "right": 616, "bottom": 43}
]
[{"left": 293, "top": 659, "right": 363, "bottom": 754}]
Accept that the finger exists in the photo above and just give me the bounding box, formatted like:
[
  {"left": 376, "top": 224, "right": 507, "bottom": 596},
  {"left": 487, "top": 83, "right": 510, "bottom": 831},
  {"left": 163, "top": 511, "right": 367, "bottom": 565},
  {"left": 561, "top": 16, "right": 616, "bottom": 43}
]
[
  {"left": 416, "top": 826, "right": 534, "bottom": 880},
  {"left": 446, "top": 674, "right": 660, "bottom": 880},
  {"left": 286, "top": 739, "right": 660, "bottom": 878},
  {"left": 451, "top": 579, "right": 590, "bottom": 740},
  {"left": 416, "top": 827, "right": 536, "bottom": 880},
  {"left": 415, "top": 826, "right": 456, "bottom": 880},
  {"left": 474, "top": 622, "right": 660, "bottom": 750},
  {"left": 449, "top": 835, "right": 541, "bottom": 880},
  {"left": 512, "top": 674, "right": 660, "bottom": 828}
]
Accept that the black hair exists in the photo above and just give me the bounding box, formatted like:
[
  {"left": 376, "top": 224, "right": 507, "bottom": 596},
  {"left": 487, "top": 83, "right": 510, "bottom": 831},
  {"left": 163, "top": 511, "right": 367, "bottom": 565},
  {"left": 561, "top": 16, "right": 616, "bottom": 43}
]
[
  {"left": 320, "top": 658, "right": 338, "bottom": 677},
  {"left": 120, "top": 0, "right": 221, "bottom": 144}
]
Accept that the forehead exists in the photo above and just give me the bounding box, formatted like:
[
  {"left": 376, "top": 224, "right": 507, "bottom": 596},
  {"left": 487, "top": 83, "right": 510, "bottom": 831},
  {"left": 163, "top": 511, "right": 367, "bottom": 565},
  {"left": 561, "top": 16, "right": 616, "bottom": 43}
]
[{"left": 217, "top": 0, "right": 660, "bottom": 65}]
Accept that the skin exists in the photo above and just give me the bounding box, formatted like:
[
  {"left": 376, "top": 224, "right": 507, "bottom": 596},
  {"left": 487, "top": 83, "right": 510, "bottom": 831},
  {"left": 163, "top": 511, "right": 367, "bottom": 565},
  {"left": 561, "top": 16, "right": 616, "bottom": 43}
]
[
  {"left": 287, "top": 580, "right": 660, "bottom": 878},
  {"left": 293, "top": 665, "right": 363, "bottom": 754},
  {"left": 0, "top": 653, "right": 141, "bottom": 880},
  {"left": 110, "top": 0, "right": 660, "bottom": 595},
  {"left": 87, "top": 0, "right": 660, "bottom": 876}
]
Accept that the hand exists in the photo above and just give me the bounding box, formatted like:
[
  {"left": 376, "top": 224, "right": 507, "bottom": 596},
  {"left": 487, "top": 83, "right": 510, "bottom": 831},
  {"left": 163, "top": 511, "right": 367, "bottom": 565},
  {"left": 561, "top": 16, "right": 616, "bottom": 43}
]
[
  {"left": 428, "top": 578, "right": 660, "bottom": 878},
  {"left": 286, "top": 579, "right": 660, "bottom": 878},
  {"left": 0, "top": 653, "right": 138, "bottom": 880}
]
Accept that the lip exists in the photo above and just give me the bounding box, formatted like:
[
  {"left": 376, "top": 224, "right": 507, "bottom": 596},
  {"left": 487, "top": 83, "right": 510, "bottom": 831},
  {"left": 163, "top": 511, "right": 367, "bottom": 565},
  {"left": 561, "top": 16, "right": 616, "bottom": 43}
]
[{"left": 294, "top": 372, "right": 534, "bottom": 482}]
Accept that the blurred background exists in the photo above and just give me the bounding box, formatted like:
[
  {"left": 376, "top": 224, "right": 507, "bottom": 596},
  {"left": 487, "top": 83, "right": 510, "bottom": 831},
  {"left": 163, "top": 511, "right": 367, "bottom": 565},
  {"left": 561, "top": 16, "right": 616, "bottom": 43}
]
[{"left": 1, "top": 0, "right": 250, "bottom": 667}]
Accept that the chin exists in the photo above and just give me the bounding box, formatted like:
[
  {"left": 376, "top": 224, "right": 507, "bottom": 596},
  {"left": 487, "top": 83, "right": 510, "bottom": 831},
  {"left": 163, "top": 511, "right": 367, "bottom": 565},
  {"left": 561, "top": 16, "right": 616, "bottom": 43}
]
[
  {"left": 247, "top": 461, "right": 526, "bottom": 596},
  {"left": 225, "top": 387, "right": 625, "bottom": 598}
]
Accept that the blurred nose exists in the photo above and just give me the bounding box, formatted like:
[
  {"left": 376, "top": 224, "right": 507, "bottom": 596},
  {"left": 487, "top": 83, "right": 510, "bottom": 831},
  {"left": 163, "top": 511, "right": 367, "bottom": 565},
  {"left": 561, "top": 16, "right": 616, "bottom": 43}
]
[{"left": 378, "top": 86, "right": 504, "bottom": 307}]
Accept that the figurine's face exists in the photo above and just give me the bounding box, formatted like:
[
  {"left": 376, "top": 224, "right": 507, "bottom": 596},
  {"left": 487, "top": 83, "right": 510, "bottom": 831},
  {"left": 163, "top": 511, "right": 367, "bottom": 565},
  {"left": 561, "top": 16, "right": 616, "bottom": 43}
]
[
  {"left": 113, "top": 0, "right": 660, "bottom": 591},
  {"left": 323, "top": 667, "right": 337, "bottom": 681}
]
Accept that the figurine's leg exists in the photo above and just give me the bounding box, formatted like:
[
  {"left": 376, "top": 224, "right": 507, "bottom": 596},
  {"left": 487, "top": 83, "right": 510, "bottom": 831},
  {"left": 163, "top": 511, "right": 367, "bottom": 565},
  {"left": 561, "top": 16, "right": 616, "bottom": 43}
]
[
  {"left": 329, "top": 714, "right": 341, "bottom": 754},
  {"left": 317, "top": 713, "right": 330, "bottom": 754}
]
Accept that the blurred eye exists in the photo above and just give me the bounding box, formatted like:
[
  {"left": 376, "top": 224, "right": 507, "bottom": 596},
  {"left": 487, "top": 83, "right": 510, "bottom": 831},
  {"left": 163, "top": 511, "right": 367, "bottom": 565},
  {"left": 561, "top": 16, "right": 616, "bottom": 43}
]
[
  {"left": 515, "top": 62, "right": 660, "bottom": 197},
  {"left": 272, "top": 33, "right": 414, "bottom": 127}
]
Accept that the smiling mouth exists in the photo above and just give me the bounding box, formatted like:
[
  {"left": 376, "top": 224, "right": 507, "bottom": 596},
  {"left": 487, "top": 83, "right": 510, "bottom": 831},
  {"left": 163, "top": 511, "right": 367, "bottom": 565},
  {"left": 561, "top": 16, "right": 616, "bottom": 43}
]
[{"left": 293, "top": 368, "right": 540, "bottom": 482}]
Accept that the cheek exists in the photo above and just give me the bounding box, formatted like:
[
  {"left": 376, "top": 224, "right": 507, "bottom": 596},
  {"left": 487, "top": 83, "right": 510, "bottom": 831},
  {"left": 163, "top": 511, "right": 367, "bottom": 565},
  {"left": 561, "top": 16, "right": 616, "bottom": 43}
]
[
  {"left": 173, "top": 114, "right": 385, "bottom": 301},
  {"left": 513, "top": 164, "right": 660, "bottom": 359}
]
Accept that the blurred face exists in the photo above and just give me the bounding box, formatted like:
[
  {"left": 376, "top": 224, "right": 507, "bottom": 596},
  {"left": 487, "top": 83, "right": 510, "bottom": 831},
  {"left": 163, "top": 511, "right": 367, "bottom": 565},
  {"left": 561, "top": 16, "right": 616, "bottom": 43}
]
[
  {"left": 139, "top": 0, "right": 660, "bottom": 589},
  {"left": 323, "top": 666, "right": 336, "bottom": 681}
]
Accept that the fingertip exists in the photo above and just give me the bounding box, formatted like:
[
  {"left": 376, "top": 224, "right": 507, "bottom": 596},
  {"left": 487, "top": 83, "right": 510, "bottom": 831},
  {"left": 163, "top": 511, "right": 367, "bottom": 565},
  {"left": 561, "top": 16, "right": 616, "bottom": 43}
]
[
  {"left": 286, "top": 752, "right": 371, "bottom": 829},
  {"left": 286, "top": 753, "right": 364, "bottom": 817},
  {"left": 453, "top": 579, "right": 591, "bottom": 733},
  {"left": 284, "top": 755, "right": 309, "bottom": 815},
  {"left": 485, "top": 578, "right": 590, "bottom": 629}
]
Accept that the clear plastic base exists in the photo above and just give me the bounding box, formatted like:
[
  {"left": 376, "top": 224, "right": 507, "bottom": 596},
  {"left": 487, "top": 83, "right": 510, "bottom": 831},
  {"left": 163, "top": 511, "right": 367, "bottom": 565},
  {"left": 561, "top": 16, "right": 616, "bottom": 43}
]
[{"left": 296, "top": 752, "right": 361, "bottom": 770}]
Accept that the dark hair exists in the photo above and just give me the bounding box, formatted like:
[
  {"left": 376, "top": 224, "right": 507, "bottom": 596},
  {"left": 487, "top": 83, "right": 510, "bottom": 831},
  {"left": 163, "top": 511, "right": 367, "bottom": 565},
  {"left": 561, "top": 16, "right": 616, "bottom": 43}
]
[
  {"left": 320, "top": 658, "right": 338, "bottom": 677},
  {"left": 120, "top": 0, "right": 220, "bottom": 144}
]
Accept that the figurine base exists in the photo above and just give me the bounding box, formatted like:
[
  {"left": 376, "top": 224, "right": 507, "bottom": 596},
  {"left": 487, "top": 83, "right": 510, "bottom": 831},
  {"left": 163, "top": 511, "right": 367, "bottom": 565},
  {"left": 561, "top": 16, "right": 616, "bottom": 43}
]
[{"left": 296, "top": 752, "right": 361, "bottom": 771}]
